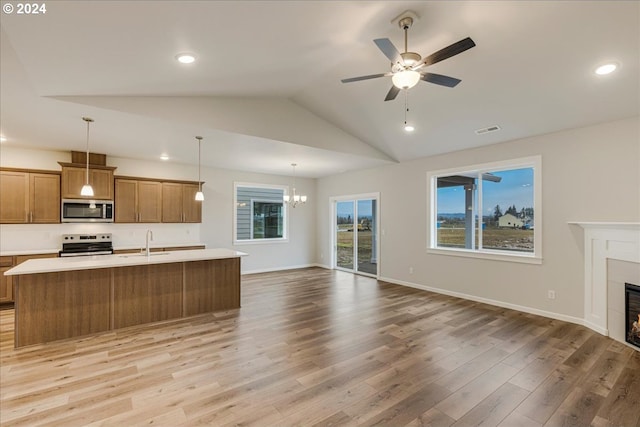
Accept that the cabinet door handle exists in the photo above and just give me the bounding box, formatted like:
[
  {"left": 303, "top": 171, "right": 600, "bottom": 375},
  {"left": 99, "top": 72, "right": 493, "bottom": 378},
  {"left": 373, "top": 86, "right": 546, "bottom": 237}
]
[{"left": 30, "top": 211, "right": 33, "bottom": 223}]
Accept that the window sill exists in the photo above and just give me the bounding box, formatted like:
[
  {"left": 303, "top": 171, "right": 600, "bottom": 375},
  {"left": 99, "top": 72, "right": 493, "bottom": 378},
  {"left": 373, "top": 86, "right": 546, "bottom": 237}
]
[
  {"left": 233, "top": 238, "right": 289, "bottom": 246},
  {"left": 427, "top": 247, "right": 542, "bottom": 264}
]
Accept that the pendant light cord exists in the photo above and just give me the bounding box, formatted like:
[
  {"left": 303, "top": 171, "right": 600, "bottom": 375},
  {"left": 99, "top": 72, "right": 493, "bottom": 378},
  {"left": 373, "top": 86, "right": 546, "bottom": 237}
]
[
  {"left": 198, "top": 138, "right": 202, "bottom": 191},
  {"left": 86, "top": 120, "right": 90, "bottom": 184},
  {"left": 404, "top": 90, "right": 409, "bottom": 125},
  {"left": 83, "top": 117, "right": 93, "bottom": 186}
]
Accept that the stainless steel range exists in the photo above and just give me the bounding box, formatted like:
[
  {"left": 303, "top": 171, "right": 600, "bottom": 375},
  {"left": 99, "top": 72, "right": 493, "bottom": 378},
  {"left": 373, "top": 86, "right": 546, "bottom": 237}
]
[{"left": 59, "top": 233, "right": 114, "bottom": 257}]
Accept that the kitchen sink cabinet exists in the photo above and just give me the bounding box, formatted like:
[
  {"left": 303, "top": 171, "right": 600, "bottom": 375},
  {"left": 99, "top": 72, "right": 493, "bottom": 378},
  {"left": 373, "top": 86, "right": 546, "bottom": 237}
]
[
  {"left": 115, "top": 178, "right": 162, "bottom": 223},
  {"left": 162, "top": 182, "right": 202, "bottom": 223},
  {"left": 0, "top": 169, "right": 60, "bottom": 224},
  {"left": 60, "top": 164, "right": 115, "bottom": 200}
]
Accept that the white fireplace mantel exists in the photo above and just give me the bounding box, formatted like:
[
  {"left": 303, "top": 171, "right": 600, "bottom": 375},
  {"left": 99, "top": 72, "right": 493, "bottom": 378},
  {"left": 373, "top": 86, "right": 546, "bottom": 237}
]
[{"left": 570, "top": 222, "right": 640, "bottom": 336}]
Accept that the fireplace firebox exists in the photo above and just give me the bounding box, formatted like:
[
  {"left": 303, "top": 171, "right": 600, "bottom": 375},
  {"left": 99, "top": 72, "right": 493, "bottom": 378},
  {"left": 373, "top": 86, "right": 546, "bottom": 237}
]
[{"left": 625, "top": 283, "right": 640, "bottom": 349}]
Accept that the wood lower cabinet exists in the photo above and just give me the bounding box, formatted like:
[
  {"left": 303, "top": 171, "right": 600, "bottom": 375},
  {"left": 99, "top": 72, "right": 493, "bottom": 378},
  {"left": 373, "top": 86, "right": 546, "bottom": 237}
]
[
  {"left": 0, "top": 257, "right": 13, "bottom": 303},
  {"left": 0, "top": 170, "right": 60, "bottom": 224},
  {"left": 115, "top": 178, "right": 162, "bottom": 223},
  {"left": 1, "top": 253, "right": 58, "bottom": 304},
  {"left": 60, "top": 164, "right": 115, "bottom": 200},
  {"left": 162, "top": 182, "right": 202, "bottom": 223}
]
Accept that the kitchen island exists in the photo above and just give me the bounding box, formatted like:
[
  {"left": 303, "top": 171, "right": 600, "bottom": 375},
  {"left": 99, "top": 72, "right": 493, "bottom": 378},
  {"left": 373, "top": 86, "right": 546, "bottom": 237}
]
[{"left": 4, "top": 248, "right": 247, "bottom": 347}]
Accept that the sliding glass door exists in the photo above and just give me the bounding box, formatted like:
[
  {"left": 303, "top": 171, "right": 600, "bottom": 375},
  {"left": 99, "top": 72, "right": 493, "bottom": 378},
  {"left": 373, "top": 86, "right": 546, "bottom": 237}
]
[{"left": 334, "top": 195, "right": 378, "bottom": 276}]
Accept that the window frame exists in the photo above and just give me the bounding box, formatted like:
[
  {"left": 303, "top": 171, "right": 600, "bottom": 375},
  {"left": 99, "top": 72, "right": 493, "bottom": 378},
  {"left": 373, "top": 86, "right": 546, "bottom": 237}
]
[
  {"left": 233, "top": 182, "right": 289, "bottom": 245},
  {"left": 427, "top": 156, "right": 542, "bottom": 264}
]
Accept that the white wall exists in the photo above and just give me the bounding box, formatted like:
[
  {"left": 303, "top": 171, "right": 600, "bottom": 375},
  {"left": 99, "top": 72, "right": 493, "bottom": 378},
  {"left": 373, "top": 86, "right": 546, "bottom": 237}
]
[
  {"left": 316, "top": 116, "right": 640, "bottom": 321},
  {"left": 0, "top": 146, "right": 316, "bottom": 273}
]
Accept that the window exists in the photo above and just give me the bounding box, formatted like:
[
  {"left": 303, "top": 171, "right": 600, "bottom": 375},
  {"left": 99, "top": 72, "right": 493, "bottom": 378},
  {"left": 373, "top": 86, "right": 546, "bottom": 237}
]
[
  {"left": 234, "top": 183, "right": 287, "bottom": 243},
  {"left": 427, "top": 156, "right": 542, "bottom": 263}
]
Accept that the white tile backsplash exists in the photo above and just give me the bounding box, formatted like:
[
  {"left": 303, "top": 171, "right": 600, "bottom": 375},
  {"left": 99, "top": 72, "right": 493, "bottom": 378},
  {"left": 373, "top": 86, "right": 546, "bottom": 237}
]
[{"left": 0, "top": 223, "right": 202, "bottom": 254}]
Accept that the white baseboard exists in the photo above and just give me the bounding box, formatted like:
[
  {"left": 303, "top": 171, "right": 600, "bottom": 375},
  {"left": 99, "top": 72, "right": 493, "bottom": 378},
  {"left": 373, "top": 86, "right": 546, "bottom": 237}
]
[
  {"left": 378, "top": 275, "right": 586, "bottom": 329},
  {"left": 242, "top": 263, "right": 324, "bottom": 275}
]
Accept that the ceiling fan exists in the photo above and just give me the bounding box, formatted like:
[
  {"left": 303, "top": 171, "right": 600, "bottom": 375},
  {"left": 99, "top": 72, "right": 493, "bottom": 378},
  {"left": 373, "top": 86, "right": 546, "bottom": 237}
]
[{"left": 341, "top": 15, "right": 476, "bottom": 101}]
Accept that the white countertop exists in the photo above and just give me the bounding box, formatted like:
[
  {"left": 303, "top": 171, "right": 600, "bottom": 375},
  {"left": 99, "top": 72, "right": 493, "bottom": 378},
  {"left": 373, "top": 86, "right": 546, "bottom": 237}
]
[
  {"left": 4, "top": 248, "right": 248, "bottom": 276},
  {"left": 0, "top": 243, "right": 208, "bottom": 257},
  {"left": 0, "top": 248, "right": 60, "bottom": 257}
]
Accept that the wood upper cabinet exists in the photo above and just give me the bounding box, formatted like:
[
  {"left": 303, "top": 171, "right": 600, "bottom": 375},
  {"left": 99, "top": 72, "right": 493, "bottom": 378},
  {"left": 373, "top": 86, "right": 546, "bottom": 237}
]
[
  {"left": 182, "top": 183, "right": 202, "bottom": 223},
  {"left": 0, "top": 170, "right": 60, "bottom": 224},
  {"left": 162, "top": 182, "right": 202, "bottom": 223},
  {"left": 60, "top": 165, "right": 115, "bottom": 200},
  {"left": 115, "top": 178, "right": 162, "bottom": 223}
]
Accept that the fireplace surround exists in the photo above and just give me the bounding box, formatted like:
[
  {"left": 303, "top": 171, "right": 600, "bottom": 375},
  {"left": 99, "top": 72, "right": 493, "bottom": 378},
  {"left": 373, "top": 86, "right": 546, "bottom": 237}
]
[{"left": 572, "top": 222, "right": 640, "bottom": 346}]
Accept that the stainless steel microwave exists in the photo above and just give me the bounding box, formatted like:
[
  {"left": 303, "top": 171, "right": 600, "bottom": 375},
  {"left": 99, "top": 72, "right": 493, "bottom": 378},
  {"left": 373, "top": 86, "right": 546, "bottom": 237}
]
[{"left": 61, "top": 199, "right": 114, "bottom": 223}]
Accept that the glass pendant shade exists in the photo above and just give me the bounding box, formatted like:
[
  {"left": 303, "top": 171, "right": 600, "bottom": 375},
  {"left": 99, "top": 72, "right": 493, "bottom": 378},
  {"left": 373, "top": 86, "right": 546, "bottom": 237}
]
[
  {"left": 392, "top": 70, "right": 420, "bottom": 89},
  {"left": 283, "top": 194, "right": 290, "bottom": 202},
  {"left": 195, "top": 191, "right": 204, "bottom": 201},
  {"left": 80, "top": 184, "right": 94, "bottom": 197}
]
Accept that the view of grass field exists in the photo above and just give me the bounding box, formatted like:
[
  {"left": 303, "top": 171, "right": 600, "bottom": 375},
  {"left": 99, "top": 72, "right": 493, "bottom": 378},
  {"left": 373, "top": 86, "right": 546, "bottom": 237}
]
[
  {"left": 336, "top": 229, "right": 375, "bottom": 273},
  {"left": 437, "top": 225, "right": 533, "bottom": 252}
]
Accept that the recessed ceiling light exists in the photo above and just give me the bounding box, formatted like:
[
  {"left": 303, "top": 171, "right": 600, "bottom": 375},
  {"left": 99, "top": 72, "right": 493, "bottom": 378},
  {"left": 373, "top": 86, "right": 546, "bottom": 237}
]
[
  {"left": 160, "top": 154, "right": 170, "bottom": 161},
  {"left": 595, "top": 63, "right": 618, "bottom": 75},
  {"left": 175, "top": 53, "right": 196, "bottom": 64}
]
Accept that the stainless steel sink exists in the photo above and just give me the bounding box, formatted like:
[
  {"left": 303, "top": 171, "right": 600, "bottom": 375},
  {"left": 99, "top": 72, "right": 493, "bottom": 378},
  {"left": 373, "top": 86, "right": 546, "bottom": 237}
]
[{"left": 118, "top": 252, "right": 170, "bottom": 258}]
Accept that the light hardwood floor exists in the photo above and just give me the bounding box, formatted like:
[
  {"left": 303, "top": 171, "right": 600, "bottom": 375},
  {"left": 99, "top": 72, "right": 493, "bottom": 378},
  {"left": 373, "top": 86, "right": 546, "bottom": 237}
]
[{"left": 1, "top": 267, "right": 639, "bottom": 426}]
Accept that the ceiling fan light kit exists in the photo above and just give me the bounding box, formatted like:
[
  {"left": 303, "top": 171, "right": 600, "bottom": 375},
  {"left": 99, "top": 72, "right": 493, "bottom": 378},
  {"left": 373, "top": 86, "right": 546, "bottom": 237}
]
[
  {"left": 341, "top": 12, "right": 476, "bottom": 101},
  {"left": 392, "top": 70, "right": 421, "bottom": 89}
]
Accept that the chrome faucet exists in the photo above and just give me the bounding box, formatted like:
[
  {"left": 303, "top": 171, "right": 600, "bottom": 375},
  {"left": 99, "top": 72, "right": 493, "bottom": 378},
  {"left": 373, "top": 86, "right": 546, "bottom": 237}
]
[{"left": 145, "top": 229, "right": 153, "bottom": 257}]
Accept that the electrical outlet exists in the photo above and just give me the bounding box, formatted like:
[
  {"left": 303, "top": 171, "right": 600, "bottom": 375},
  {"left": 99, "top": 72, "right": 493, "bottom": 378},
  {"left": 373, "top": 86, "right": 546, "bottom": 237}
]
[
  {"left": 409, "top": 267, "right": 414, "bottom": 274},
  {"left": 547, "top": 290, "right": 556, "bottom": 300}
]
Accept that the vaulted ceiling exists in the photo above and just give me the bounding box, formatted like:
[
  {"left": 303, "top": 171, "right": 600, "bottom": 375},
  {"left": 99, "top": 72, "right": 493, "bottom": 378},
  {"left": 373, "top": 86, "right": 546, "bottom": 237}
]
[{"left": 1, "top": 1, "right": 638, "bottom": 177}]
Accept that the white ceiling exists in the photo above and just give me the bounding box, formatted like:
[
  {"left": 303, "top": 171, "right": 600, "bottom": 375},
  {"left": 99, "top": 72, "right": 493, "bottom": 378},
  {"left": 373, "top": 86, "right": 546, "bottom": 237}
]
[{"left": 1, "top": 1, "right": 638, "bottom": 178}]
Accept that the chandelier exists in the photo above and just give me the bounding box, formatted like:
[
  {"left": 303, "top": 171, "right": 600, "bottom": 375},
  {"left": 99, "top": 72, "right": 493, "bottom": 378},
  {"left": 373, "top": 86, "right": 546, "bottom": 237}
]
[{"left": 283, "top": 163, "right": 307, "bottom": 208}]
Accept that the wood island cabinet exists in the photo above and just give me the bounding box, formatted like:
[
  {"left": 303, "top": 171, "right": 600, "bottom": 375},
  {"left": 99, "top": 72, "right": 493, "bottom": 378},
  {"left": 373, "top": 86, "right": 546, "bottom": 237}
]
[
  {"left": 162, "top": 182, "right": 202, "bottom": 223},
  {"left": 0, "top": 169, "right": 60, "bottom": 224},
  {"left": 114, "top": 178, "right": 162, "bottom": 223},
  {"left": 11, "top": 253, "right": 242, "bottom": 347},
  {"left": 60, "top": 164, "right": 115, "bottom": 200}
]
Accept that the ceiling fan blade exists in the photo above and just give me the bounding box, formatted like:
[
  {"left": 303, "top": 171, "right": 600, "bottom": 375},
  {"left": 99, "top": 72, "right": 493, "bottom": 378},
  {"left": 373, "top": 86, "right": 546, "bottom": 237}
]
[
  {"left": 421, "top": 72, "right": 462, "bottom": 88},
  {"left": 341, "top": 73, "right": 390, "bottom": 84},
  {"left": 374, "top": 38, "right": 403, "bottom": 66},
  {"left": 413, "top": 37, "right": 476, "bottom": 70},
  {"left": 384, "top": 85, "right": 401, "bottom": 101}
]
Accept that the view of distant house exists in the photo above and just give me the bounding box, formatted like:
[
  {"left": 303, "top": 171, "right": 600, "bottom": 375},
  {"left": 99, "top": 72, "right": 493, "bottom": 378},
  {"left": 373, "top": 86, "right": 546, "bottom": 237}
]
[{"left": 498, "top": 213, "right": 523, "bottom": 228}]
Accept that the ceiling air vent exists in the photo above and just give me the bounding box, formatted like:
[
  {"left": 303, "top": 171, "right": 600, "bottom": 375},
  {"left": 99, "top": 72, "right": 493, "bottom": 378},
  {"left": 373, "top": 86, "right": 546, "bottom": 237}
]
[{"left": 475, "top": 125, "right": 501, "bottom": 135}]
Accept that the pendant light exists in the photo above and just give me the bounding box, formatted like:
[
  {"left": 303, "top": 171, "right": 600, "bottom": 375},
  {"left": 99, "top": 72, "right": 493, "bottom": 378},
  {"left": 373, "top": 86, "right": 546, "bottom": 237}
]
[
  {"left": 283, "top": 163, "right": 307, "bottom": 208},
  {"left": 80, "top": 117, "right": 94, "bottom": 197},
  {"left": 194, "top": 136, "right": 204, "bottom": 201}
]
